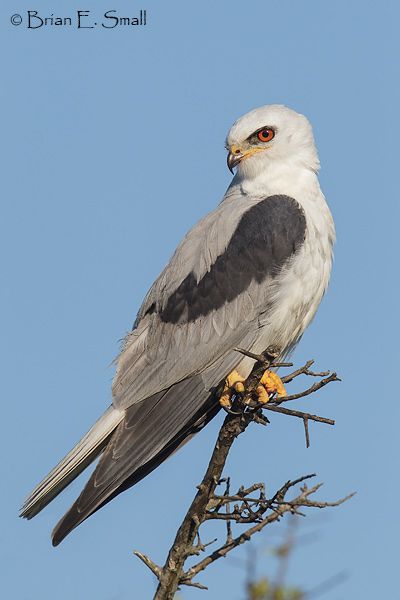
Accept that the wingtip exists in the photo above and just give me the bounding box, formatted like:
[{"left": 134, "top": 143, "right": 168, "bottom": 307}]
[
  {"left": 51, "top": 517, "right": 72, "bottom": 547},
  {"left": 51, "top": 533, "right": 61, "bottom": 547},
  {"left": 51, "top": 500, "right": 90, "bottom": 547}
]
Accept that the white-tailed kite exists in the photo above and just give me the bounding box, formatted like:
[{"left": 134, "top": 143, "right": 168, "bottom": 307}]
[{"left": 20, "top": 104, "right": 335, "bottom": 546}]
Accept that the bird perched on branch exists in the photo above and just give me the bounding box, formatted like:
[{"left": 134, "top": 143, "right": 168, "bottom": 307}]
[{"left": 21, "top": 104, "right": 335, "bottom": 545}]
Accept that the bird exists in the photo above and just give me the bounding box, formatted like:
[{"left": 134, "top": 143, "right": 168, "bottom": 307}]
[{"left": 20, "top": 104, "right": 335, "bottom": 546}]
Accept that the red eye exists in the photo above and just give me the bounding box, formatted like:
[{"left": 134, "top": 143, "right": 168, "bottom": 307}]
[{"left": 257, "top": 128, "right": 275, "bottom": 142}]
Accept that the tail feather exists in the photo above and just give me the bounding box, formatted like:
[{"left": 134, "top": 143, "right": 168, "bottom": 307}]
[
  {"left": 51, "top": 376, "right": 222, "bottom": 546},
  {"left": 20, "top": 406, "right": 123, "bottom": 520}
]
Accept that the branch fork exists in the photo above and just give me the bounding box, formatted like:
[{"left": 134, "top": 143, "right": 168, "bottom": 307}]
[{"left": 133, "top": 349, "right": 351, "bottom": 599}]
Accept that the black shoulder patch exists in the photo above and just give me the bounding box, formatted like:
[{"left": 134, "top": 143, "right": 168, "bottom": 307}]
[{"left": 160, "top": 195, "right": 306, "bottom": 324}]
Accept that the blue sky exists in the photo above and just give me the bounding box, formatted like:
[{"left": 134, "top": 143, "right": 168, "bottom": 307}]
[{"left": 2, "top": 1, "right": 398, "bottom": 598}]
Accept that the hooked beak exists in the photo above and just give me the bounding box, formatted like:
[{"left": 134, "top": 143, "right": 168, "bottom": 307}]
[{"left": 227, "top": 147, "right": 244, "bottom": 174}]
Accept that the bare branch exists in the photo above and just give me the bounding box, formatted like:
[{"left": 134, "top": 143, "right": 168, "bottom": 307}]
[
  {"left": 182, "top": 481, "right": 353, "bottom": 586},
  {"left": 131, "top": 350, "right": 351, "bottom": 599}
]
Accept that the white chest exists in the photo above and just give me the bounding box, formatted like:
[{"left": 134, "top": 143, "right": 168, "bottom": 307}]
[
  {"left": 235, "top": 163, "right": 335, "bottom": 361},
  {"left": 262, "top": 187, "right": 334, "bottom": 351}
]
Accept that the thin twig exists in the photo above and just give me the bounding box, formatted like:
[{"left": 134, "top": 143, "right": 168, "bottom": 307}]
[
  {"left": 263, "top": 404, "right": 335, "bottom": 426},
  {"left": 273, "top": 373, "right": 340, "bottom": 405},
  {"left": 133, "top": 551, "right": 161, "bottom": 579},
  {"left": 281, "top": 360, "right": 316, "bottom": 383},
  {"left": 182, "top": 485, "right": 353, "bottom": 585},
  {"left": 224, "top": 478, "right": 233, "bottom": 543},
  {"left": 303, "top": 417, "right": 310, "bottom": 448}
]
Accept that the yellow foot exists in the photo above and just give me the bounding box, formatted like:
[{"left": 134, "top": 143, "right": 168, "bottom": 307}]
[
  {"left": 256, "top": 370, "right": 287, "bottom": 404},
  {"left": 219, "top": 369, "right": 245, "bottom": 408}
]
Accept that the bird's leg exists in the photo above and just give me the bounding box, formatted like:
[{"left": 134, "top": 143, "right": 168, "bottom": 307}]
[
  {"left": 220, "top": 347, "right": 287, "bottom": 410},
  {"left": 255, "top": 370, "right": 287, "bottom": 404},
  {"left": 234, "top": 346, "right": 287, "bottom": 406},
  {"left": 219, "top": 370, "right": 246, "bottom": 409}
]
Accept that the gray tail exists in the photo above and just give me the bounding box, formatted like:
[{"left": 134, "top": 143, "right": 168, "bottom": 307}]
[
  {"left": 20, "top": 406, "right": 124, "bottom": 520},
  {"left": 52, "top": 376, "right": 221, "bottom": 546}
]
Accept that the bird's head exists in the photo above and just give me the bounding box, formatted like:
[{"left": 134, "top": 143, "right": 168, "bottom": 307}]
[{"left": 226, "top": 104, "right": 320, "bottom": 179}]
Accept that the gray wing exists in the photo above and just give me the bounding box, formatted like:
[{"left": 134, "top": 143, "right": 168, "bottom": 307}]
[
  {"left": 112, "top": 192, "right": 307, "bottom": 409},
  {"left": 50, "top": 193, "right": 307, "bottom": 545}
]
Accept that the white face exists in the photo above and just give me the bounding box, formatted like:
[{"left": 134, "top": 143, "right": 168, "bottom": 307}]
[{"left": 226, "top": 104, "right": 319, "bottom": 178}]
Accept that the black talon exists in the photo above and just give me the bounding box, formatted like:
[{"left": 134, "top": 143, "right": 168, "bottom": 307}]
[{"left": 221, "top": 405, "right": 242, "bottom": 415}]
